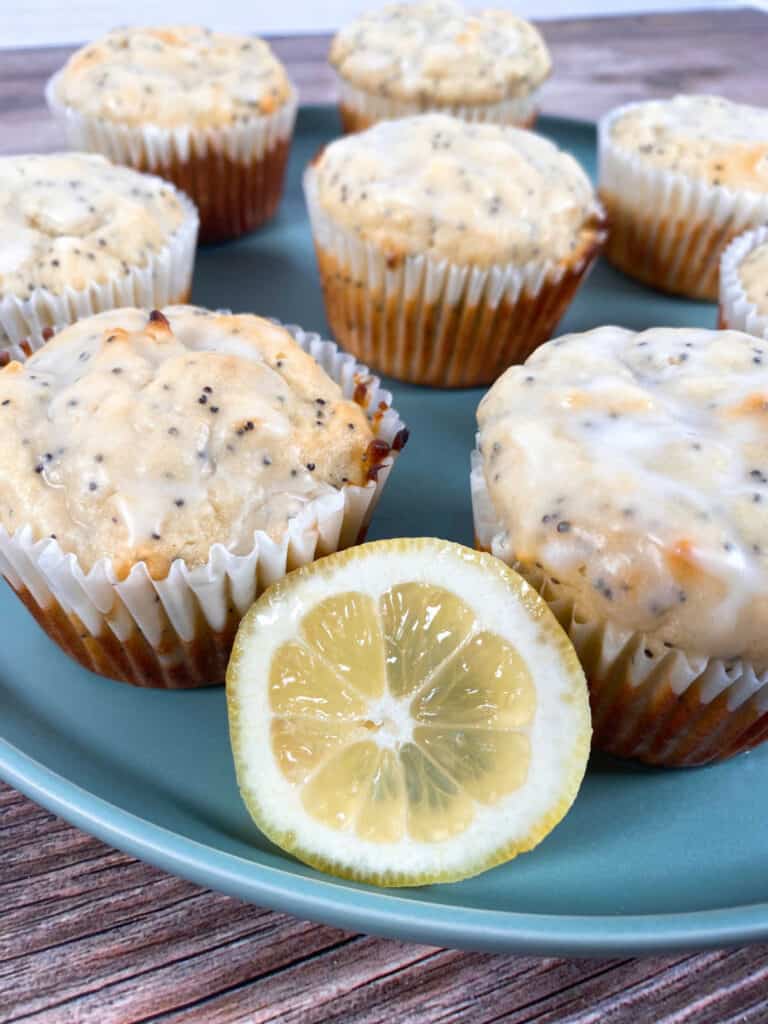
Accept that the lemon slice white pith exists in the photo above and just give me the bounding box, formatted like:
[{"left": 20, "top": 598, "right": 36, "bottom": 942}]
[{"left": 227, "top": 538, "right": 591, "bottom": 887}]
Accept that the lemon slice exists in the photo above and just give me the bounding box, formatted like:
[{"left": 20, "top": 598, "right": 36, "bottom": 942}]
[{"left": 227, "top": 538, "right": 590, "bottom": 887}]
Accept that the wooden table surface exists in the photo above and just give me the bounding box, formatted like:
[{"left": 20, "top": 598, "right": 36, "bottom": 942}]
[{"left": 2, "top": 10, "right": 768, "bottom": 1022}]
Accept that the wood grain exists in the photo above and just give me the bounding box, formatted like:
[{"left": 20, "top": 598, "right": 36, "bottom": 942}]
[
  {"left": 3, "top": 784, "right": 768, "bottom": 1024},
  {"left": 2, "top": 10, "right": 768, "bottom": 1022}
]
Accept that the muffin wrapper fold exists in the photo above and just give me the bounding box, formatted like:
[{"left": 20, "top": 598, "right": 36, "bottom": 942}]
[
  {"left": 335, "top": 74, "right": 540, "bottom": 133},
  {"left": 46, "top": 72, "right": 298, "bottom": 243},
  {"left": 719, "top": 225, "right": 768, "bottom": 339},
  {"left": 0, "top": 187, "right": 198, "bottom": 360},
  {"left": 304, "top": 170, "right": 606, "bottom": 388},
  {"left": 0, "top": 325, "right": 405, "bottom": 689},
  {"left": 470, "top": 449, "right": 768, "bottom": 766},
  {"left": 598, "top": 102, "right": 768, "bottom": 301}
]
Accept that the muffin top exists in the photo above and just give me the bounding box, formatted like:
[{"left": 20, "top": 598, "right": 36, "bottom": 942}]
[
  {"left": 55, "top": 26, "right": 293, "bottom": 129},
  {"left": 0, "top": 154, "right": 189, "bottom": 301},
  {"left": 737, "top": 241, "right": 768, "bottom": 316},
  {"left": 309, "top": 114, "right": 602, "bottom": 266},
  {"left": 608, "top": 95, "right": 768, "bottom": 192},
  {"left": 478, "top": 325, "right": 768, "bottom": 665},
  {"left": 0, "top": 306, "right": 376, "bottom": 578},
  {"left": 329, "top": 0, "right": 550, "bottom": 105}
]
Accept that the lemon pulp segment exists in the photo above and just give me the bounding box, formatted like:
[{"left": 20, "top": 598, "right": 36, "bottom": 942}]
[{"left": 269, "top": 583, "right": 536, "bottom": 845}]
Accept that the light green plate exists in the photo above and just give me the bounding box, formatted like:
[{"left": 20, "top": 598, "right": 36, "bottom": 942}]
[{"left": 2, "top": 108, "right": 766, "bottom": 956}]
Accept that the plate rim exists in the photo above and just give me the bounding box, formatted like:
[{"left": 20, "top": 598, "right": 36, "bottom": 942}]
[
  {"left": 3, "top": 109, "right": 767, "bottom": 956},
  {"left": 3, "top": 738, "right": 767, "bottom": 956}
]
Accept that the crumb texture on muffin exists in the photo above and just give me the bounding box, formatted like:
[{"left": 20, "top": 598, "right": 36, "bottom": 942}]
[
  {"left": 0, "top": 153, "right": 186, "bottom": 299},
  {"left": 736, "top": 242, "right": 768, "bottom": 317},
  {"left": 55, "top": 26, "right": 293, "bottom": 128},
  {"left": 609, "top": 95, "right": 768, "bottom": 191},
  {"left": 477, "top": 325, "right": 768, "bottom": 665},
  {"left": 0, "top": 306, "right": 374, "bottom": 577},
  {"left": 330, "top": 0, "right": 550, "bottom": 105},
  {"left": 311, "top": 114, "right": 601, "bottom": 266}
]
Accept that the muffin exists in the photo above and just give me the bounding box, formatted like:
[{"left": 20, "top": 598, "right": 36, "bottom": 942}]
[
  {"left": 0, "top": 305, "right": 407, "bottom": 688},
  {"left": 472, "top": 325, "right": 768, "bottom": 767},
  {"left": 304, "top": 114, "right": 606, "bottom": 387},
  {"left": 329, "top": 0, "right": 551, "bottom": 133},
  {"left": 46, "top": 26, "right": 298, "bottom": 242},
  {"left": 599, "top": 95, "right": 768, "bottom": 301},
  {"left": 0, "top": 153, "right": 197, "bottom": 358},
  {"left": 719, "top": 225, "right": 768, "bottom": 339}
]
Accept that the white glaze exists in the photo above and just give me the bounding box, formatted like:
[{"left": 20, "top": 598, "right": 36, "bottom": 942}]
[
  {"left": 0, "top": 306, "right": 375, "bottom": 577},
  {"left": 312, "top": 114, "right": 601, "bottom": 266},
  {"left": 478, "top": 325, "right": 768, "bottom": 664},
  {"left": 56, "top": 26, "right": 292, "bottom": 129},
  {"left": 330, "top": 0, "right": 550, "bottom": 106},
  {"left": 0, "top": 153, "right": 185, "bottom": 298},
  {"left": 610, "top": 95, "right": 768, "bottom": 191}
]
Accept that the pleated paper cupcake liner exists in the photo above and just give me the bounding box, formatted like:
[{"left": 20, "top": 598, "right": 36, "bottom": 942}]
[
  {"left": 0, "top": 186, "right": 198, "bottom": 359},
  {"left": 0, "top": 323, "right": 407, "bottom": 690},
  {"left": 470, "top": 449, "right": 768, "bottom": 766},
  {"left": 335, "top": 74, "right": 540, "bottom": 133},
  {"left": 304, "top": 169, "right": 606, "bottom": 388},
  {"left": 719, "top": 225, "right": 768, "bottom": 340},
  {"left": 46, "top": 72, "right": 298, "bottom": 243},
  {"left": 598, "top": 102, "right": 768, "bottom": 301}
]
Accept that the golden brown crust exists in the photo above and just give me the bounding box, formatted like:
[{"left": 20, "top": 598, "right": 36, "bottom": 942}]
[
  {"left": 315, "top": 220, "right": 605, "bottom": 386},
  {"left": 600, "top": 188, "right": 740, "bottom": 301},
  {"left": 133, "top": 136, "right": 292, "bottom": 243}
]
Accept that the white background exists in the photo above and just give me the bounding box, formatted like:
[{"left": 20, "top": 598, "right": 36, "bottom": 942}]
[{"left": 0, "top": 0, "right": 753, "bottom": 49}]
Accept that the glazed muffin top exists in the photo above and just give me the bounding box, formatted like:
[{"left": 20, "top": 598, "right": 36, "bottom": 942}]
[
  {"left": 607, "top": 95, "right": 768, "bottom": 192},
  {"left": 329, "top": 0, "right": 550, "bottom": 106},
  {"left": 0, "top": 154, "right": 191, "bottom": 301},
  {"left": 477, "top": 325, "right": 768, "bottom": 665},
  {"left": 736, "top": 241, "right": 768, "bottom": 316},
  {"left": 308, "top": 114, "right": 602, "bottom": 266},
  {"left": 54, "top": 26, "right": 293, "bottom": 129},
  {"left": 0, "top": 306, "right": 376, "bottom": 578}
]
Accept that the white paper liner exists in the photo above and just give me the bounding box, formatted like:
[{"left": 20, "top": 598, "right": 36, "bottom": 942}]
[
  {"left": 304, "top": 168, "right": 605, "bottom": 386},
  {"left": 46, "top": 72, "right": 298, "bottom": 167},
  {"left": 335, "top": 73, "right": 540, "bottom": 130},
  {"left": 719, "top": 225, "right": 768, "bottom": 340},
  {"left": 598, "top": 102, "right": 768, "bottom": 301},
  {"left": 470, "top": 447, "right": 768, "bottom": 763},
  {"left": 0, "top": 322, "right": 406, "bottom": 687},
  {"left": 0, "top": 186, "right": 198, "bottom": 359}
]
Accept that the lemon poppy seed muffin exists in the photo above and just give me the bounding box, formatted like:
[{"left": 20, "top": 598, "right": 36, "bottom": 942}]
[
  {"left": 720, "top": 225, "right": 768, "bottom": 340},
  {"left": 0, "top": 153, "right": 197, "bottom": 355},
  {"left": 330, "top": 0, "right": 551, "bottom": 132},
  {"left": 599, "top": 95, "right": 768, "bottom": 300},
  {"left": 305, "top": 113, "right": 606, "bottom": 386},
  {"left": 472, "top": 324, "right": 768, "bottom": 766},
  {"left": 54, "top": 27, "right": 292, "bottom": 127},
  {"left": 0, "top": 305, "right": 405, "bottom": 688},
  {"left": 48, "top": 27, "right": 298, "bottom": 241}
]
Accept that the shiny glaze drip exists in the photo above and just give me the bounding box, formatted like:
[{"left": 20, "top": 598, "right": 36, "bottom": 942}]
[
  {"left": 478, "top": 325, "right": 768, "bottom": 664},
  {"left": 0, "top": 306, "right": 374, "bottom": 578},
  {"left": 313, "top": 113, "right": 601, "bottom": 266}
]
